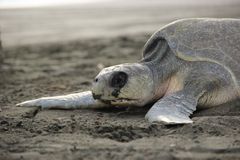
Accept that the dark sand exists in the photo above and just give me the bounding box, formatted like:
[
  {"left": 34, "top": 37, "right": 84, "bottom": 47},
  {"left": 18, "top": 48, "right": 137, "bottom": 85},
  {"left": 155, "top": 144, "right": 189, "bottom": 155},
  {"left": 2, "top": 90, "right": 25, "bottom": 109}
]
[{"left": 0, "top": 1, "right": 240, "bottom": 160}]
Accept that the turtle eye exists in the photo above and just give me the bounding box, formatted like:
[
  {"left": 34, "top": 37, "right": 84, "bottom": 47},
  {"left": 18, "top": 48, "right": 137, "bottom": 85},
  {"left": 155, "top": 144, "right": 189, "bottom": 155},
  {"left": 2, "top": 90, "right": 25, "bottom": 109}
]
[{"left": 110, "top": 71, "right": 128, "bottom": 88}]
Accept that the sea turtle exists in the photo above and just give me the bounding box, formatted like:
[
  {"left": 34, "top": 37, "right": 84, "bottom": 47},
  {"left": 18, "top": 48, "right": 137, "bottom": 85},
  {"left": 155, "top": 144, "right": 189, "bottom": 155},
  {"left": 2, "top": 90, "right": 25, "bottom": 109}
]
[{"left": 17, "top": 18, "right": 240, "bottom": 124}]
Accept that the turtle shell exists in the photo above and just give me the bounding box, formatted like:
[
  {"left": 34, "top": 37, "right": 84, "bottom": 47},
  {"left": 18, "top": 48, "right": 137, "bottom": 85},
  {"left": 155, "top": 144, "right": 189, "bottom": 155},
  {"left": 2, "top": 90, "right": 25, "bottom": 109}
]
[{"left": 143, "top": 18, "right": 240, "bottom": 86}]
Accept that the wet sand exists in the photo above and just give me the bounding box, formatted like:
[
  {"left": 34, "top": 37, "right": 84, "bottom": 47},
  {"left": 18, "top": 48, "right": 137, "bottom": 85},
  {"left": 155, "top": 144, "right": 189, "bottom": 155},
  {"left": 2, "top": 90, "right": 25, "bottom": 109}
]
[{"left": 0, "top": 1, "right": 240, "bottom": 160}]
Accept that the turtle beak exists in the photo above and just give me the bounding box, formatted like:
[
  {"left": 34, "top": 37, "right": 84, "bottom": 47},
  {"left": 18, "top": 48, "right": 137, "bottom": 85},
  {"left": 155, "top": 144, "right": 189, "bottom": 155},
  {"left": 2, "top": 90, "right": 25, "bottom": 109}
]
[
  {"left": 92, "top": 76, "right": 104, "bottom": 100},
  {"left": 92, "top": 93, "right": 102, "bottom": 100}
]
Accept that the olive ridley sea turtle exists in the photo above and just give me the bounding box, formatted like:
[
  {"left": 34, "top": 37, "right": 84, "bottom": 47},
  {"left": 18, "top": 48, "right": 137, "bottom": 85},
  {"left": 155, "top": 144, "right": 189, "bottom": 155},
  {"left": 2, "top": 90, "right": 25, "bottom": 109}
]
[{"left": 17, "top": 18, "right": 240, "bottom": 124}]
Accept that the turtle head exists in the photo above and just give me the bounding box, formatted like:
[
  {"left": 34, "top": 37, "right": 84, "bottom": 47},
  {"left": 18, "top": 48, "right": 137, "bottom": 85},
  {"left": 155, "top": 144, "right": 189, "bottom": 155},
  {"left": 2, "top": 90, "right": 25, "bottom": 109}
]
[{"left": 92, "top": 63, "right": 154, "bottom": 106}]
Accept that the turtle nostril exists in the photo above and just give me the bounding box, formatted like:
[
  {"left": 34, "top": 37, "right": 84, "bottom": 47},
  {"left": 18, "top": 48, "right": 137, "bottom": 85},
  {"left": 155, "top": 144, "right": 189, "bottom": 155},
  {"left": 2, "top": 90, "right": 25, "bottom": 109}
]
[{"left": 95, "top": 78, "right": 98, "bottom": 82}]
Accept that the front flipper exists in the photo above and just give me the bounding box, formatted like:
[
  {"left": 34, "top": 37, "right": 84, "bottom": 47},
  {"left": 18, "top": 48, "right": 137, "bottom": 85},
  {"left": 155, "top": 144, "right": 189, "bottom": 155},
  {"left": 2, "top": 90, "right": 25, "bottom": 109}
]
[
  {"left": 16, "top": 91, "right": 110, "bottom": 109},
  {"left": 145, "top": 91, "right": 198, "bottom": 124}
]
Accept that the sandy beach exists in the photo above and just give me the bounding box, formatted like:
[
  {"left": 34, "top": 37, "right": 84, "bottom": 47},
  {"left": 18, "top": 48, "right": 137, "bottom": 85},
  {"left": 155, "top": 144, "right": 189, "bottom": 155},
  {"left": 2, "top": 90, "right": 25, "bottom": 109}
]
[{"left": 0, "top": 0, "right": 240, "bottom": 159}]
